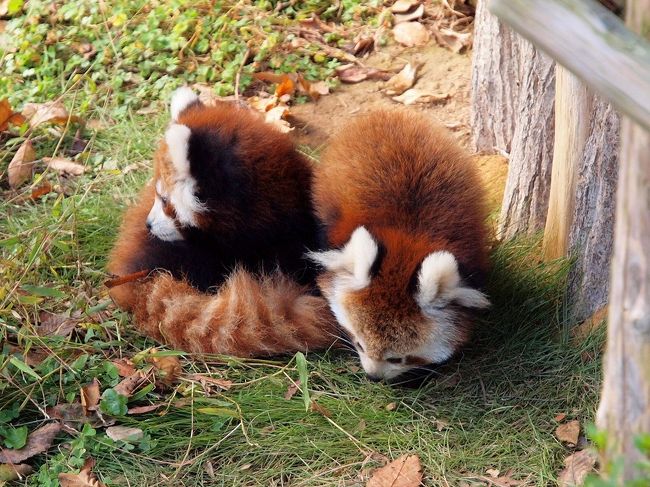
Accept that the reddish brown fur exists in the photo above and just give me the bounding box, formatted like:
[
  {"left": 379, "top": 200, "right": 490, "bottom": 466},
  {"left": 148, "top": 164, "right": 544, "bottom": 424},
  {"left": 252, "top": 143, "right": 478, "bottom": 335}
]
[
  {"left": 130, "top": 270, "right": 337, "bottom": 357},
  {"left": 313, "top": 110, "right": 489, "bottom": 358},
  {"left": 107, "top": 98, "right": 337, "bottom": 356}
]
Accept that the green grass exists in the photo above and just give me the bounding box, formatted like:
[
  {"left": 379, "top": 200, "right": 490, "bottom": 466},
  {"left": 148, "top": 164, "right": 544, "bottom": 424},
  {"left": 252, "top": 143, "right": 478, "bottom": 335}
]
[
  {"left": 0, "top": 1, "right": 604, "bottom": 485},
  {"left": 0, "top": 101, "right": 603, "bottom": 485}
]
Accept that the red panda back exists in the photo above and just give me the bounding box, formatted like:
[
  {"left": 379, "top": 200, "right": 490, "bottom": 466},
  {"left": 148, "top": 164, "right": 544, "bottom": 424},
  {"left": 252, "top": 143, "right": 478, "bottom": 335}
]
[{"left": 314, "top": 110, "right": 489, "bottom": 279}]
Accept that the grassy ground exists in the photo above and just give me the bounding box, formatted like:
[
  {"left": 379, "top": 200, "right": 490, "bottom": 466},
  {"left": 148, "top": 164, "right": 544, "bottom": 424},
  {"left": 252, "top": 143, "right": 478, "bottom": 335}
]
[{"left": 1, "top": 1, "right": 604, "bottom": 486}]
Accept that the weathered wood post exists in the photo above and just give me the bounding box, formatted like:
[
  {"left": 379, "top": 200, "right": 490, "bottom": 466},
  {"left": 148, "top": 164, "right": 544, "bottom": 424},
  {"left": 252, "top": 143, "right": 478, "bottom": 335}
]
[
  {"left": 542, "top": 67, "right": 592, "bottom": 260},
  {"left": 596, "top": 0, "right": 650, "bottom": 478}
]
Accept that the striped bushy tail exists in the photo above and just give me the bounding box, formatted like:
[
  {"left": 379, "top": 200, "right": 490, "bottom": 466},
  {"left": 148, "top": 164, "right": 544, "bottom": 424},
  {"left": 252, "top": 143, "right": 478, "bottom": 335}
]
[{"left": 124, "top": 269, "right": 339, "bottom": 356}]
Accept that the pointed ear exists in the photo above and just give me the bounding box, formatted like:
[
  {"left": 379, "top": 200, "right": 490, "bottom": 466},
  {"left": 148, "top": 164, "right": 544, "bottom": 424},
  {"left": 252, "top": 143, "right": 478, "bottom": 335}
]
[
  {"left": 417, "top": 251, "right": 490, "bottom": 309},
  {"left": 308, "top": 226, "right": 378, "bottom": 288},
  {"left": 170, "top": 86, "right": 201, "bottom": 122},
  {"left": 165, "top": 123, "right": 192, "bottom": 177}
]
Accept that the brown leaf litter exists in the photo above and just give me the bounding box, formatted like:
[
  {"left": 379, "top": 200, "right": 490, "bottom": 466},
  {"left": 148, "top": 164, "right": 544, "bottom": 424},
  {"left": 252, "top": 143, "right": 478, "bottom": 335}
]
[{"left": 367, "top": 454, "right": 422, "bottom": 487}]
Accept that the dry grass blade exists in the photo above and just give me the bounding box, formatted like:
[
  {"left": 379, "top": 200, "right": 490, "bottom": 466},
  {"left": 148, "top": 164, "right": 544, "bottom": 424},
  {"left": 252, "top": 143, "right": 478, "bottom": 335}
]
[{"left": 0, "top": 423, "right": 62, "bottom": 464}]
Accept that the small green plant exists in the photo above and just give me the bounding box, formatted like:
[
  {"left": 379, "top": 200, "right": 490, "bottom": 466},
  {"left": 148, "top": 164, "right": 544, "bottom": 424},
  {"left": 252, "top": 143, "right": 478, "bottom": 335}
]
[{"left": 585, "top": 428, "right": 650, "bottom": 487}]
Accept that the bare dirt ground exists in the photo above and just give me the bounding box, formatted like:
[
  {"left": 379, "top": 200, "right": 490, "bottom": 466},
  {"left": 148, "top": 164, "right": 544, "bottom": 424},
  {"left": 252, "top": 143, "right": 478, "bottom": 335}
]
[
  {"left": 290, "top": 41, "right": 508, "bottom": 213},
  {"left": 290, "top": 43, "right": 474, "bottom": 150}
]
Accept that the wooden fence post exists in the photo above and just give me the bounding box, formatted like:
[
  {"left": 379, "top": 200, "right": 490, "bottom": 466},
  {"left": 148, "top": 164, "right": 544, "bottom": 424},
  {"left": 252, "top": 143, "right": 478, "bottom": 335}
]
[
  {"left": 542, "top": 66, "right": 592, "bottom": 260},
  {"left": 596, "top": 1, "right": 650, "bottom": 478}
]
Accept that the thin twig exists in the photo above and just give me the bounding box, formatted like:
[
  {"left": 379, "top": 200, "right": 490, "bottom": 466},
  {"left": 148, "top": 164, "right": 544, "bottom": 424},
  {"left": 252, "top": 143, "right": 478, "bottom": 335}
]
[{"left": 234, "top": 48, "right": 251, "bottom": 102}]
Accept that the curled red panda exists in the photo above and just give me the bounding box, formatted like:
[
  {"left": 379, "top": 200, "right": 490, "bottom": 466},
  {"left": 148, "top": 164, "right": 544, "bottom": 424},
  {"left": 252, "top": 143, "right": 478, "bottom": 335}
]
[
  {"left": 107, "top": 87, "right": 337, "bottom": 356},
  {"left": 309, "top": 110, "right": 490, "bottom": 381}
]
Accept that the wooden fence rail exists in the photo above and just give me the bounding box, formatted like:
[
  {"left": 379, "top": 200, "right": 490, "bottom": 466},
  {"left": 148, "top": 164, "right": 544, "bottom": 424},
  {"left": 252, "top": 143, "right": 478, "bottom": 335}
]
[{"left": 489, "top": 0, "right": 650, "bottom": 132}]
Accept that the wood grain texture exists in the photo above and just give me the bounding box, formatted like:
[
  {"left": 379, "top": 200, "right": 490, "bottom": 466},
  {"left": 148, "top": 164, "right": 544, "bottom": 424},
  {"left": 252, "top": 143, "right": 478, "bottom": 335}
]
[
  {"left": 543, "top": 67, "right": 593, "bottom": 260},
  {"left": 597, "top": 0, "right": 650, "bottom": 479},
  {"left": 489, "top": 0, "right": 650, "bottom": 132},
  {"left": 470, "top": 0, "right": 520, "bottom": 154},
  {"left": 497, "top": 42, "right": 555, "bottom": 239},
  {"left": 568, "top": 95, "right": 619, "bottom": 322}
]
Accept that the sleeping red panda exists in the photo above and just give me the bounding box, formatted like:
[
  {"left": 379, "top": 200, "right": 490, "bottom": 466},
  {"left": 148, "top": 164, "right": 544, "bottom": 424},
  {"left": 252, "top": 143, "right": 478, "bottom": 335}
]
[
  {"left": 309, "top": 110, "right": 490, "bottom": 381},
  {"left": 107, "top": 87, "right": 337, "bottom": 356}
]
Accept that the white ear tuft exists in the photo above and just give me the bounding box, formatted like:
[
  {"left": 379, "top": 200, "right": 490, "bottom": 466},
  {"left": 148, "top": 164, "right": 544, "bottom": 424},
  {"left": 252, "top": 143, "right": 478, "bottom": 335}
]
[
  {"left": 165, "top": 123, "right": 192, "bottom": 177},
  {"left": 308, "top": 226, "right": 378, "bottom": 289},
  {"left": 170, "top": 87, "right": 199, "bottom": 122},
  {"left": 417, "top": 251, "right": 490, "bottom": 309}
]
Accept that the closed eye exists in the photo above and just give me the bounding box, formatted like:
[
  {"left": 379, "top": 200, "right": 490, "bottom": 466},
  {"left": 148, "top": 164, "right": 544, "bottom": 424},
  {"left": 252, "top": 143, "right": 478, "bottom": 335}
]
[
  {"left": 159, "top": 195, "right": 168, "bottom": 205},
  {"left": 386, "top": 357, "right": 403, "bottom": 364},
  {"left": 355, "top": 341, "right": 364, "bottom": 352}
]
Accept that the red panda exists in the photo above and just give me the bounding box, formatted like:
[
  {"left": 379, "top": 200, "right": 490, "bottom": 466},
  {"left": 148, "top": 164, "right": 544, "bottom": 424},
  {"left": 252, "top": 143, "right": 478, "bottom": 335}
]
[
  {"left": 309, "top": 110, "right": 490, "bottom": 381},
  {"left": 107, "top": 87, "right": 337, "bottom": 356}
]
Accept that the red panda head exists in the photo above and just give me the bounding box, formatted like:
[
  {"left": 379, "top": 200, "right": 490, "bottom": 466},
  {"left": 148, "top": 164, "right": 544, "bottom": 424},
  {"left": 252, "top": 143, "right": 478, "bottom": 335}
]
[
  {"left": 146, "top": 87, "right": 207, "bottom": 242},
  {"left": 309, "top": 226, "right": 490, "bottom": 381}
]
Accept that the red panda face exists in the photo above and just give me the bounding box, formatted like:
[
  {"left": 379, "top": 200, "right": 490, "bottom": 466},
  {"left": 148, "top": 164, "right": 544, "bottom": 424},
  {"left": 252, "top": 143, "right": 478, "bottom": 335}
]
[
  {"left": 310, "top": 227, "right": 490, "bottom": 381},
  {"left": 145, "top": 90, "right": 207, "bottom": 242}
]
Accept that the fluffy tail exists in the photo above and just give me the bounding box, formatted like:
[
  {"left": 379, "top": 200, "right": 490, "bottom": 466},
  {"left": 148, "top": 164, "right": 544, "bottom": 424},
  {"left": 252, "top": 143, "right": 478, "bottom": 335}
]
[{"left": 120, "top": 269, "right": 338, "bottom": 356}]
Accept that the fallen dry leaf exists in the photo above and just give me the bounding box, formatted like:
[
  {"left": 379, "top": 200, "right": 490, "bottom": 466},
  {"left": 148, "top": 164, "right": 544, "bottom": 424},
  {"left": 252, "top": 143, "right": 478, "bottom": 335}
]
[
  {"left": 392, "top": 88, "right": 449, "bottom": 105},
  {"left": 350, "top": 35, "right": 374, "bottom": 56},
  {"left": 0, "top": 98, "right": 26, "bottom": 132},
  {"left": 310, "top": 400, "right": 332, "bottom": 418},
  {"left": 148, "top": 355, "right": 181, "bottom": 386},
  {"left": 556, "top": 420, "right": 581, "bottom": 446},
  {"left": 105, "top": 426, "right": 143, "bottom": 442},
  {"left": 384, "top": 63, "right": 418, "bottom": 95},
  {"left": 296, "top": 76, "right": 330, "bottom": 101},
  {"left": 284, "top": 379, "right": 301, "bottom": 400},
  {"left": 555, "top": 413, "right": 568, "bottom": 422},
  {"left": 28, "top": 182, "right": 54, "bottom": 201},
  {"left": 191, "top": 83, "right": 236, "bottom": 106},
  {"left": 336, "top": 65, "right": 393, "bottom": 84},
  {"left": 367, "top": 454, "right": 422, "bottom": 487},
  {"left": 0, "top": 463, "right": 33, "bottom": 481},
  {"left": 22, "top": 101, "right": 80, "bottom": 129},
  {"left": 558, "top": 450, "right": 597, "bottom": 487},
  {"left": 185, "top": 373, "right": 233, "bottom": 394},
  {"left": 81, "top": 379, "right": 100, "bottom": 415},
  {"left": 43, "top": 157, "right": 86, "bottom": 176},
  {"left": 390, "top": 0, "right": 420, "bottom": 13},
  {"left": 275, "top": 76, "right": 295, "bottom": 98},
  {"left": 114, "top": 371, "right": 150, "bottom": 398},
  {"left": 393, "top": 21, "right": 430, "bottom": 47},
  {"left": 111, "top": 358, "right": 136, "bottom": 377},
  {"left": 135, "top": 105, "right": 159, "bottom": 115},
  {"left": 59, "top": 457, "right": 106, "bottom": 487},
  {"left": 37, "top": 311, "right": 79, "bottom": 337},
  {"left": 47, "top": 403, "right": 113, "bottom": 429},
  {"left": 435, "top": 27, "right": 472, "bottom": 53},
  {"left": 394, "top": 3, "right": 425, "bottom": 23},
  {"left": 385, "top": 402, "right": 397, "bottom": 411},
  {"left": 8, "top": 140, "right": 35, "bottom": 188},
  {"left": 0, "top": 423, "right": 62, "bottom": 464},
  {"left": 127, "top": 403, "right": 163, "bottom": 415},
  {"left": 264, "top": 105, "right": 293, "bottom": 133}
]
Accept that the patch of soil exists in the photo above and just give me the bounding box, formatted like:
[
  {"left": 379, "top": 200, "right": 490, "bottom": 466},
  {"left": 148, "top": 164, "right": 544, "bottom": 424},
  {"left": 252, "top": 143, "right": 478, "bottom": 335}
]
[
  {"left": 289, "top": 40, "right": 507, "bottom": 210},
  {"left": 289, "top": 43, "right": 473, "bottom": 150}
]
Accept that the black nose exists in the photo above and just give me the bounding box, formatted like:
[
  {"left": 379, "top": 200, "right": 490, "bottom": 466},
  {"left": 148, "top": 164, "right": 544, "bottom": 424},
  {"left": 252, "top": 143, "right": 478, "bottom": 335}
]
[
  {"left": 366, "top": 374, "right": 382, "bottom": 383},
  {"left": 145, "top": 221, "right": 152, "bottom": 231}
]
